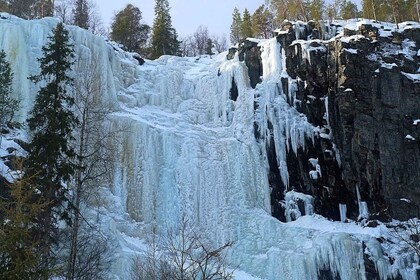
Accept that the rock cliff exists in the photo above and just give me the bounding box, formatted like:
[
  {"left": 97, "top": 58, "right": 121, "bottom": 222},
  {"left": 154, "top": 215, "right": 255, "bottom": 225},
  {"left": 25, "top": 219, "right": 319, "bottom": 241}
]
[{"left": 234, "top": 20, "right": 420, "bottom": 222}]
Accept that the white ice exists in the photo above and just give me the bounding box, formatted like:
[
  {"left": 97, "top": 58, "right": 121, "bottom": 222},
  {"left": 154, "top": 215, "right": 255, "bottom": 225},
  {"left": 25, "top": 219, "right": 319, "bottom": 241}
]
[{"left": 1, "top": 15, "right": 418, "bottom": 280}]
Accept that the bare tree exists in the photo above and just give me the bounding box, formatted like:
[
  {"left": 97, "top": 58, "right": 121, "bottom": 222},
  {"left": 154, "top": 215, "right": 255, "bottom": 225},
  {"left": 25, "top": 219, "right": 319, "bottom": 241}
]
[
  {"left": 193, "top": 25, "right": 210, "bottom": 56},
  {"left": 132, "top": 215, "right": 234, "bottom": 280},
  {"left": 391, "top": 219, "right": 420, "bottom": 259},
  {"left": 212, "top": 35, "right": 228, "bottom": 54},
  {"left": 55, "top": 0, "right": 74, "bottom": 24},
  {"left": 180, "top": 35, "right": 196, "bottom": 57},
  {"left": 66, "top": 54, "right": 115, "bottom": 280}
]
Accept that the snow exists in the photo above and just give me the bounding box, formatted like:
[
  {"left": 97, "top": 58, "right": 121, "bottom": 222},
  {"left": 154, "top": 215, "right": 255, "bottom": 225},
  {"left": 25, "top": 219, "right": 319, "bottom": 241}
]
[
  {"left": 402, "top": 72, "right": 420, "bottom": 82},
  {"left": 405, "top": 134, "right": 416, "bottom": 141},
  {"left": 1, "top": 15, "right": 419, "bottom": 280}
]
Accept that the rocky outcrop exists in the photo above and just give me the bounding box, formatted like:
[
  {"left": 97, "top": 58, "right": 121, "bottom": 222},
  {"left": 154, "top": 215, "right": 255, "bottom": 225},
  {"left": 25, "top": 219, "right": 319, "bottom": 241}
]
[{"left": 241, "top": 21, "right": 420, "bottom": 222}]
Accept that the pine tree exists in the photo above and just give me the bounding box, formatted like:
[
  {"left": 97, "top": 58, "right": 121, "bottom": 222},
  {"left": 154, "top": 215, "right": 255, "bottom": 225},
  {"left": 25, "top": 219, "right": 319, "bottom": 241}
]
[
  {"left": 110, "top": 4, "right": 150, "bottom": 54},
  {"left": 0, "top": 50, "right": 19, "bottom": 128},
  {"left": 26, "top": 22, "right": 77, "bottom": 272},
  {"left": 230, "top": 7, "right": 242, "bottom": 45},
  {"left": 308, "top": 0, "right": 325, "bottom": 20},
  {"left": 252, "top": 5, "right": 273, "bottom": 39},
  {"left": 73, "top": 0, "right": 89, "bottom": 29},
  {"left": 340, "top": 0, "right": 359, "bottom": 19},
  {"left": 270, "top": 0, "right": 289, "bottom": 27},
  {"left": 151, "top": 0, "right": 180, "bottom": 59},
  {"left": 241, "top": 8, "right": 253, "bottom": 39}
]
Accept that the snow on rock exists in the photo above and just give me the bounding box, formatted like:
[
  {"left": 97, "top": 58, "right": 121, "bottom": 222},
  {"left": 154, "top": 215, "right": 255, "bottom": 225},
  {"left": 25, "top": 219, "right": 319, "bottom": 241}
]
[
  {"left": 1, "top": 16, "right": 418, "bottom": 280},
  {"left": 283, "top": 190, "right": 314, "bottom": 222}
]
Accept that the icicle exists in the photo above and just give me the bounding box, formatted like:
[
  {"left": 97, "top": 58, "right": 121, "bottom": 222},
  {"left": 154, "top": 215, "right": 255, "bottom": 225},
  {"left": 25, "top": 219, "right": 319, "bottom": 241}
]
[
  {"left": 339, "top": 203, "right": 347, "bottom": 222},
  {"left": 356, "top": 185, "right": 369, "bottom": 220}
]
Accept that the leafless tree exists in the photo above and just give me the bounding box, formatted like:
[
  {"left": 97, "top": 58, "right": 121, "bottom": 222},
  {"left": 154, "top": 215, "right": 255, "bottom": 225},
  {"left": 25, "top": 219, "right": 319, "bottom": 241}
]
[
  {"left": 193, "top": 25, "right": 210, "bottom": 56},
  {"left": 55, "top": 0, "right": 74, "bottom": 24},
  {"left": 391, "top": 219, "right": 420, "bottom": 259},
  {"left": 212, "top": 34, "right": 228, "bottom": 54},
  {"left": 180, "top": 35, "right": 197, "bottom": 57},
  {"left": 54, "top": 0, "right": 106, "bottom": 36},
  {"left": 66, "top": 54, "right": 116, "bottom": 280},
  {"left": 132, "top": 215, "right": 234, "bottom": 280}
]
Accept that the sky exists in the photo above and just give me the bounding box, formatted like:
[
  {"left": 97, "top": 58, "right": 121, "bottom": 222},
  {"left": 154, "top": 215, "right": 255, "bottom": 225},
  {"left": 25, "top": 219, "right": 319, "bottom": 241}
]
[
  {"left": 92, "top": 0, "right": 362, "bottom": 38},
  {"left": 92, "top": 0, "right": 266, "bottom": 38}
]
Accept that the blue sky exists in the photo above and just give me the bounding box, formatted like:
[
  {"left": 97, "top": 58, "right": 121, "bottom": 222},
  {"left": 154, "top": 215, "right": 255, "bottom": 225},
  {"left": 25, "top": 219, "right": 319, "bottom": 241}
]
[
  {"left": 93, "top": 0, "right": 266, "bottom": 37},
  {"left": 93, "top": 0, "right": 362, "bottom": 37}
]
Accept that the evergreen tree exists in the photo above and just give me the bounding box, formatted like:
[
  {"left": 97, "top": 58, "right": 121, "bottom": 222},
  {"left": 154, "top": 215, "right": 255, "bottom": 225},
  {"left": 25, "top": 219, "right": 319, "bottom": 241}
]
[
  {"left": 150, "top": 0, "right": 180, "bottom": 59},
  {"left": 230, "top": 7, "right": 242, "bottom": 45},
  {"left": 308, "top": 0, "right": 325, "bottom": 20},
  {"left": 252, "top": 5, "right": 273, "bottom": 39},
  {"left": 205, "top": 38, "right": 213, "bottom": 55},
  {"left": 8, "top": 0, "right": 34, "bottom": 19},
  {"left": 0, "top": 0, "right": 8, "bottom": 12},
  {"left": 269, "top": 0, "right": 289, "bottom": 27},
  {"left": 73, "top": 0, "right": 89, "bottom": 29},
  {"left": 241, "top": 8, "right": 253, "bottom": 39},
  {"left": 0, "top": 50, "right": 19, "bottom": 128},
  {"left": 340, "top": 0, "right": 359, "bottom": 19},
  {"left": 26, "top": 22, "right": 77, "bottom": 272},
  {"left": 111, "top": 4, "right": 150, "bottom": 54}
]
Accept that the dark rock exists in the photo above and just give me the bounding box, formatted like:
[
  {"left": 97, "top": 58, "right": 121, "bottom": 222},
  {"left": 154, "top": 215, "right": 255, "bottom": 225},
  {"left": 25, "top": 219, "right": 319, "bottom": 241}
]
[
  {"left": 229, "top": 77, "right": 238, "bottom": 101},
  {"left": 363, "top": 242, "right": 381, "bottom": 279},
  {"left": 13, "top": 138, "right": 30, "bottom": 152},
  {"left": 226, "top": 47, "right": 237, "bottom": 60},
  {"left": 133, "top": 53, "right": 145, "bottom": 65},
  {"left": 365, "top": 220, "right": 379, "bottom": 227},
  {"left": 238, "top": 39, "right": 262, "bottom": 88},
  {"left": 260, "top": 21, "right": 420, "bottom": 221}
]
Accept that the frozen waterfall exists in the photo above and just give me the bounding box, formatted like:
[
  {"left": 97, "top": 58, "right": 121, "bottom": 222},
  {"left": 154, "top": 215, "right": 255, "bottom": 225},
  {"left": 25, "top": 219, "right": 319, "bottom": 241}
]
[{"left": 1, "top": 15, "right": 418, "bottom": 280}]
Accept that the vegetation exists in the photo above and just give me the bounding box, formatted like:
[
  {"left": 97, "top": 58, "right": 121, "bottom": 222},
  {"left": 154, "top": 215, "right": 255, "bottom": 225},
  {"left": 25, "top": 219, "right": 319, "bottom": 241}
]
[
  {"left": 0, "top": 162, "right": 48, "bottom": 279},
  {"left": 73, "top": 0, "right": 89, "bottom": 29},
  {"left": 150, "top": 0, "right": 180, "bottom": 59},
  {"left": 26, "top": 22, "right": 78, "bottom": 275},
  {"left": 230, "top": 7, "right": 242, "bottom": 45},
  {"left": 132, "top": 216, "right": 234, "bottom": 280},
  {"left": 0, "top": 50, "right": 19, "bottom": 129},
  {"left": 110, "top": 4, "right": 150, "bottom": 54}
]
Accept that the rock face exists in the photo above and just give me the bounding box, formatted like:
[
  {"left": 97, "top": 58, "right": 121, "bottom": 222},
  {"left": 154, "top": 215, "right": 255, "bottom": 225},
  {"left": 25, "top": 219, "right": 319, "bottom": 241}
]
[{"left": 240, "top": 21, "right": 420, "bottom": 222}]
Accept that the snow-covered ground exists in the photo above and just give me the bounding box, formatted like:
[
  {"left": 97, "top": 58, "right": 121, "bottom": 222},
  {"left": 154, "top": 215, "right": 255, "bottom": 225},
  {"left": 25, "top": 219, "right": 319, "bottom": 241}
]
[{"left": 1, "top": 14, "right": 419, "bottom": 279}]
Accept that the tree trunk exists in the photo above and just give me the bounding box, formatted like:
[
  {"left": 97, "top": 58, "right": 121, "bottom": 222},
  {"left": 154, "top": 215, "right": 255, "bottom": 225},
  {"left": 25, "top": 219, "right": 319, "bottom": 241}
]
[
  {"left": 67, "top": 99, "right": 88, "bottom": 280},
  {"left": 372, "top": 0, "right": 377, "bottom": 21}
]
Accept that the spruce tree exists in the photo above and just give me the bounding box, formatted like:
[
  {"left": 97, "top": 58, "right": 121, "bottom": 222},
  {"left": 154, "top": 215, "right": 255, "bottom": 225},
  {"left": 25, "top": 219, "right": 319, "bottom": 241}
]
[
  {"left": 241, "top": 8, "right": 253, "bottom": 39},
  {"left": 0, "top": 50, "right": 19, "bottom": 128},
  {"left": 73, "top": 0, "right": 89, "bottom": 29},
  {"left": 151, "top": 0, "right": 180, "bottom": 59},
  {"left": 110, "top": 4, "right": 150, "bottom": 54},
  {"left": 230, "top": 7, "right": 242, "bottom": 45},
  {"left": 26, "top": 22, "right": 77, "bottom": 271}
]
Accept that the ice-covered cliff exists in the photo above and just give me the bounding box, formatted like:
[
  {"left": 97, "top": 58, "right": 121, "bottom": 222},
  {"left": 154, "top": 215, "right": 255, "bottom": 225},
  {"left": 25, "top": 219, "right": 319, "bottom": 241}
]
[{"left": 1, "top": 14, "right": 419, "bottom": 280}]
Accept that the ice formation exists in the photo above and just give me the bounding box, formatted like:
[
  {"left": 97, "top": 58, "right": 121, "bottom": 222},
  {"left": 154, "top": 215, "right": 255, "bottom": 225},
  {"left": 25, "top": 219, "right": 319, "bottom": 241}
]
[{"left": 1, "top": 15, "right": 419, "bottom": 280}]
